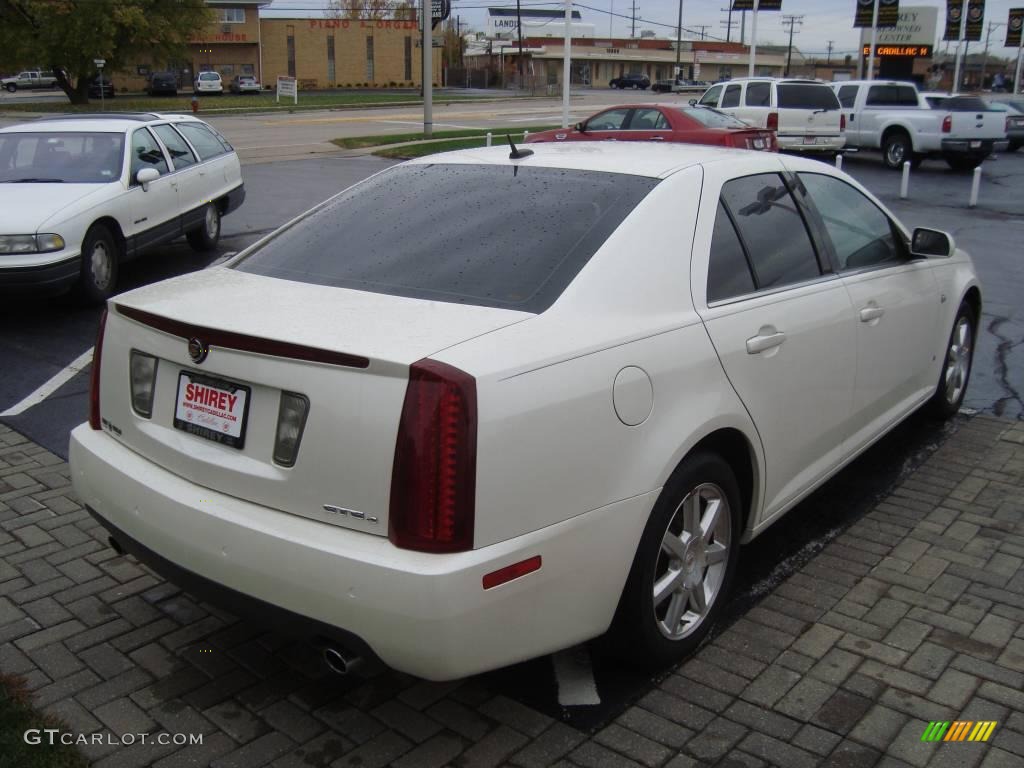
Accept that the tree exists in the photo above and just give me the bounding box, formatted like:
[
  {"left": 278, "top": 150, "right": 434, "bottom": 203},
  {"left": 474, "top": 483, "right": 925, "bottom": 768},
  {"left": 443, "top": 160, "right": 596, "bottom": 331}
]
[
  {"left": 328, "top": 0, "right": 399, "bottom": 22},
  {"left": 0, "top": 0, "right": 213, "bottom": 104}
]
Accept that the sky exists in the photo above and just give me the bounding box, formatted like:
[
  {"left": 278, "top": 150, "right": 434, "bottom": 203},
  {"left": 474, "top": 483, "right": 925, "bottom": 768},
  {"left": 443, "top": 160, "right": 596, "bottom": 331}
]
[{"left": 263, "top": 0, "right": 1024, "bottom": 58}]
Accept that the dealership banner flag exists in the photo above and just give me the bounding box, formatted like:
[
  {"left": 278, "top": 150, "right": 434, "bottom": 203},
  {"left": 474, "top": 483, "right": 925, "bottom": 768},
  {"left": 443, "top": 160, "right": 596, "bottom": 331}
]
[
  {"left": 1006, "top": 8, "right": 1023, "bottom": 46},
  {"left": 855, "top": 0, "right": 899, "bottom": 28},
  {"left": 965, "top": 0, "right": 984, "bottom": 41},
  {"left": 944, "top": 0, "right": 964, "bottom": 40},
  {"left": 732, "top": 1, "right": 783, "bottom": 10}
]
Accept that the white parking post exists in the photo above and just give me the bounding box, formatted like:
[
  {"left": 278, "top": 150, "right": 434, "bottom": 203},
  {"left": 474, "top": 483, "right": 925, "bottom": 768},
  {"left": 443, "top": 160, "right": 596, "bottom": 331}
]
[
  {"left": 969, "top": 165, "right": 981, "bottom": 208},
  {"left": 835, "top": 154, "right": 843, "bottom": 170},
  {"left": 523, "top": 130, "right": 529, "bottom": 142},
  {"left": 900, "top": 161, "right": 910, "bottom": 199},
  {"left": 486, "top": 132, "right": 492, "bottom": 147}
]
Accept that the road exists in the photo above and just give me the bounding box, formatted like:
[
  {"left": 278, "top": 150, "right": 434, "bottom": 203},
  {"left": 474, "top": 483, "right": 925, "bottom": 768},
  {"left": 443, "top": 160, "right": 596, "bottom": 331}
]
[{"left": 0, "top": 101, "right": 1021, "bottom": 727}]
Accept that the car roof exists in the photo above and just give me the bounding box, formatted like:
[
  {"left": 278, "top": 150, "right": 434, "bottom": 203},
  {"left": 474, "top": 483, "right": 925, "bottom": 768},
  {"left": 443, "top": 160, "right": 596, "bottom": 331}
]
[
  {"left": 404, "top": 142, "right": 773, "bottom": 179},
  {"left": 0, "top": 113, "right": 206, "bottom": 133},
  {"left": 715, "top": 78, "right": 827, "bottom": 85},
  {"left": 835, "top": 80, "right": 919, "bottom": 87}
]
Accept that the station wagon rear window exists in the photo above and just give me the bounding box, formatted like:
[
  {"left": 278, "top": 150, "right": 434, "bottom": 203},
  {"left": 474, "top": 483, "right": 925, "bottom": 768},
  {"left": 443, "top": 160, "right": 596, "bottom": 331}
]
[{"left": 234, "top": 164, "right": 659, "bottom": 313}]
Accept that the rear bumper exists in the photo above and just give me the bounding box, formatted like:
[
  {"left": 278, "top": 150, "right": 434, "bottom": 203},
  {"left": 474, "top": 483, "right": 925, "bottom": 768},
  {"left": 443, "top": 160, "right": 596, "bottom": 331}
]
[
  {"left": 940, "top": 139, "right": 995, "bottom": 156},
  {"left": 223, "top": 183, "right": 245, "bottom": 216},
  {"left": 777, "top": 135, "right": 846, "bottom": 152},
  {"left": 69, "top": 425, "right": 651, "bottom": 680},
  {"left": 0, "top": 255, "right": 79, "bottom": 295}
]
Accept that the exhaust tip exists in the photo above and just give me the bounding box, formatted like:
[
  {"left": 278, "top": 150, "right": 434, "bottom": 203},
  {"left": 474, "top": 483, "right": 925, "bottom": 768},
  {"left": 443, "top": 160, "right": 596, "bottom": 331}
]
[
  {"left": 108, "top": 536, "right": 125, "bottom": 556},
  {"left": 323, "top": 646, "right": 362, "bottom": 676}
]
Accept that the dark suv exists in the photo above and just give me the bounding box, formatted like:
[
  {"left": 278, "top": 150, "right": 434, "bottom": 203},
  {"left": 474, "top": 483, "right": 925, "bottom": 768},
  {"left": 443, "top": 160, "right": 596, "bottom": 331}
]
[
  {"left": 147, "top": 72, "right": 178, "bottom": 96},
  {"left": 609, "top": 73, "right": 651, "bottom": 90}
]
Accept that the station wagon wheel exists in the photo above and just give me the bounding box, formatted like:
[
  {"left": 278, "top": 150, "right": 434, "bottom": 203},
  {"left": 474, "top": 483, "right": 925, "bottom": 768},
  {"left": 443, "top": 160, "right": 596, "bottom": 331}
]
[
  {"left": 607, "top": 452, "right": 742, "bottom": 668},
  {"left": 76, "top": 224, "right": 119, "bottom": 304},
  {"left": 929, "top": 302, "right": 975, "bottom": 418},
  {"left": 186, "top": 203, "right": 221, "bottom": 252}
]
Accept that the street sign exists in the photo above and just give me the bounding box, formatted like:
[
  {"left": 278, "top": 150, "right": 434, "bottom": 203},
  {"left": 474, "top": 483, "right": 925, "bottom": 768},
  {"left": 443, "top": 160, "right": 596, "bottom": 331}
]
[
  {"left": 93, "top": 59, "right": 105, "bottom": 68},
  {"left": 419, "top": 0, "right": 451, "bottom": 30}
]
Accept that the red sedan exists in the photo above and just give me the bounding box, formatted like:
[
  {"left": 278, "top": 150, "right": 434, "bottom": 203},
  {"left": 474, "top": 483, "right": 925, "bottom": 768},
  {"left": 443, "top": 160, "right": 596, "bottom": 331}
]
[{"left": 527, "top": 103, "right": 778, "bottom": 152}]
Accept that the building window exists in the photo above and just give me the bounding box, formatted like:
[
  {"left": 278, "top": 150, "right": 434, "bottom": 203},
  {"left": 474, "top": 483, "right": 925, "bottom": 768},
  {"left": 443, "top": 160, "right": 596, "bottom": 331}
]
[
  {"left": 241, "top": 63, "right": 254, "bottom": 75},
  {"left": 220, "top": 8, "right": 245, "bottom": 23},
  {"left": 366, "top": 36, "right": 375, "bottom": 82},
  {"left": 327, "top": 34, "right": 336, "bottom": 83},
  {"left": 404, "top": 36, "right": 412, "bottom": 81},
  {"left": 287, "top": 25, "right": 296, "bottom": 78}
]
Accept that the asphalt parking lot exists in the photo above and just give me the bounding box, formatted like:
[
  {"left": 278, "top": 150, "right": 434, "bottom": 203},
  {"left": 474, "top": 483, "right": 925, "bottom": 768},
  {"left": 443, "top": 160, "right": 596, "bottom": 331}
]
[{"left": 1, "top": 124, "right": 1023, "bottom": 765}]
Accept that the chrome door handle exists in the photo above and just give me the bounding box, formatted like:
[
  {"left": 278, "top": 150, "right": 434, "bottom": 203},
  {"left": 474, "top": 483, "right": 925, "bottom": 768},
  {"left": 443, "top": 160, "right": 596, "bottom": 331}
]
[
  {"left": 650, "top": 136, "right": 665, "bottom": 141},
  {"left": 746, "top": 331, "right": 786, "bottom": 354},
  {"left": 859, "top": 306, "right": 885, "bottom": 322}
]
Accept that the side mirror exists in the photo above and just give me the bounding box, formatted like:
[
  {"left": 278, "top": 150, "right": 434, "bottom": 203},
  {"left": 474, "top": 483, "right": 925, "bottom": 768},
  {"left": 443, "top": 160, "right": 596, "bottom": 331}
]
[
  {"left": 688, "top": 98, "right": 698, "bottom": 106},
  {"left": 136, "top": 167, "right": 160, "bottom": 190},
  {"left": 910, "top": 227, "right": 954, "bottom": 258},
  {"left": 574, "top": 122, "right": 585, "bottom": 132}
]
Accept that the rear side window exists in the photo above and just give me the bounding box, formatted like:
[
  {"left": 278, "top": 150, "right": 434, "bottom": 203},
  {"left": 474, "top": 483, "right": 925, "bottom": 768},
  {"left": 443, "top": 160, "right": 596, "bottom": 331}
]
[
  {"left": 176, "top": 123, "right": 226, "bottom": 160},
  {"left": 699, "top": 85, "right": 723, "bottom": 107},
  {"left": 629, "top": 109, "right": 669, "bottom": 130},
  {"left": 708, "top": 202, "right": 756, "bottom": 302},
  {"left": 837, "top": 85, "right": 859, "bottom": 109},
  {"left": 587, "top": 109, "right": 630, "bottom": 130},
  {"left": 152, "top": 125, "right": 197, "bottom": 170},
  {"left": 867, "top": 85, "right": 919, "bottom": 107},
  {"left": 235, "top": 165, "right": 659, "bottom": 313},
  {"left": 745, "top": 82, "right": 771, "bottom": 107},
  {"left": 720, "top": 174, "right": 821, "bottom": 290},
  {"left": 777, "top": 84, "right": 840, "bottom": 110},
  {"left": 721, "top": 84, "right": 741, "bottom": 108},
  {"left": 682, "top": 108, "right": 748, "bottom": 128}
]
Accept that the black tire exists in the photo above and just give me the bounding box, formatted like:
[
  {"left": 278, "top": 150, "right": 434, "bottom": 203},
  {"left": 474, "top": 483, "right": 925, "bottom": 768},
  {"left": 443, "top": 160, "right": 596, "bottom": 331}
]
[
  {"left": 1009, "top": 140, "right": 1022, "bottom": 153},
  {"left": 882, "top": 131, "right": 911, "bottom": 170},
  {"left": 928, "top": 302, "right": 976, "bottom": 419},
  {"left": 606, "top": 452, "right": 742, "bottom": 670},
  {"left": 76, "top": 224, "right": 119, "bottom": 304},
  {"left": 5, "top": 83, "right": 16, "bottom": 93},
  {"left": 945, "top": 155, "right": 984, "bottom": 172},
  {"left": 186, "top": 203, "right": 221, "bottom": 252}
]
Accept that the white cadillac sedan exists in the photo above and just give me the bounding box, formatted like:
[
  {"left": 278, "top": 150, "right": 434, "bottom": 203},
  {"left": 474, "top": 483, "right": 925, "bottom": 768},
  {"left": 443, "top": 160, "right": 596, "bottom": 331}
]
[
  {"left": 0, "top": 113, "right": 244, "bottom": 302},
  {"left": 70, "top": 143, "right": 980, "bottom": 680}
]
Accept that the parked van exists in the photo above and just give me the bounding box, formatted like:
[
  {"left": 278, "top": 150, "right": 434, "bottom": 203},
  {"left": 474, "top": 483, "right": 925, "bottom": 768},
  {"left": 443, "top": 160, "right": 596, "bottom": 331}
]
[{"left": 697, "top": 78, "right": 845, "bottom": 156}]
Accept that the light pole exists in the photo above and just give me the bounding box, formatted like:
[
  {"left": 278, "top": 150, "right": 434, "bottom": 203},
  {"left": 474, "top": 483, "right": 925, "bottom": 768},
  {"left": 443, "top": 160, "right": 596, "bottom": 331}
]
[
  {"left": 867, "top": 0, "right": 880, "bottom": 81},
  {"left": 747, "top": 0, "right": 759, "bottom": 78},
  {"left": 675, "top": 0, "right": 684, "bottom": 80}
]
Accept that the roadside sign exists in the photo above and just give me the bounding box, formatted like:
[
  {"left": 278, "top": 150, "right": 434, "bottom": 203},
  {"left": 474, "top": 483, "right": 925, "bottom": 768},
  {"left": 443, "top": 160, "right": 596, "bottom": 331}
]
[
  {"left": 276, "top": 75, "right": 297, "bottom": 105},
  {"left": 418, "top": 0, "right": 451, "bottom": 30},
  {"left": 93, "top": 59, "right": 105, "bottom": 68}
]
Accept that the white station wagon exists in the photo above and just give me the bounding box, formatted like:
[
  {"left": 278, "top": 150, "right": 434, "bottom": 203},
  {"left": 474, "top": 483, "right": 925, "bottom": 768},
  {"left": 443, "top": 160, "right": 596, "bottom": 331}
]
[
  {"left": 70, "top": 143, "right": 980, "bottom": 680},
  {"left": 0, "top": 113, "right": 244, "bottom": 301}
]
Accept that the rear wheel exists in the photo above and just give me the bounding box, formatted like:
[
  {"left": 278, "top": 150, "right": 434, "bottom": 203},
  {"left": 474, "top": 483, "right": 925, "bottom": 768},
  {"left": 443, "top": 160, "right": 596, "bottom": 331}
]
[
  {"left": 76, "top": 224, "right": 119, "bottom": 304},
  {"left": 882, "top": 131, "right": 911, "bottom": 170},
  {"left": 607, "top": 452, "right": 741, "bottom": 669},
  {"left": 186, "top": 203, "right": 221, "bottom": 252},
  {"left": 5, "top": 83, "right": 16, "bottom": 93},
  {"left": 928, "top": 302, "right": 975, "bottom": 418}
]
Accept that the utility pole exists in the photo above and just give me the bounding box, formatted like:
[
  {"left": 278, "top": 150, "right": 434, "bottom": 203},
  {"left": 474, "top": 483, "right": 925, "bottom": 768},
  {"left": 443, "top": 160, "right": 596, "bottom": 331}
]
[
  {"left": 826, "top": 40, "right": 834, "bottom": 65},
  {"left": 979, "top": 22, "right": 1004, "bottom": 87},
  {"left": 782, "top": 15, "right": 803, "bottom": 77},
  {"left": 422, "top": 0, "right": 431, "bottom": 137},
  {"left": 562, "top": 0, "right": 571, "bottom": 128},
  {"left": 631, "top": 0, "right": 638, "bottom": 38},
  {"left": 747, "top": 0, "right": 760, "bottom": 78},
  {"left": 693, "top": 24, "right": 709, "bottom": 40},
  {"left": 867, "top": 0, "right": 880, "bottom": 81},
  {"left": 953, "top": 0, "right": 968, "bottom": 95},
  {"left": 516, "top": 0, "right": 524, "bottom": 84},
  {"left": 675, "top": 0, "right": 684, "bottom": 79},
  {"left": 723, "top": 5, "right": 734, "bottom": 43},
  {"left": 740, "top": 10, "right": 746, "bottom": 46}
]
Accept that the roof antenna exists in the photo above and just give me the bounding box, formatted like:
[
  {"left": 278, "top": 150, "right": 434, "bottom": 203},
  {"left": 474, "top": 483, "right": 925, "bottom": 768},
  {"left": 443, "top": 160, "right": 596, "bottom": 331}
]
[{"left": 507, "top": 134, "right": 534, "bottom": 160}]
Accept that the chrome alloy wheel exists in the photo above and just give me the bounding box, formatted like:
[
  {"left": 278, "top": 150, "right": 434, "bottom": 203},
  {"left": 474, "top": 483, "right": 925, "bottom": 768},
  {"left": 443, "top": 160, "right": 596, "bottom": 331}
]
[
  {"left": 945, "top": 315, "right": 973, "bottom": 406},
  {"left": 886, "top": 140, "right": 906, "bottom": 167},
  {"left": 653, "top": 483, "right": 731, "bottom": 640},
  {"left": 89, "top": 240, "right": 114, "bottom": 292}
]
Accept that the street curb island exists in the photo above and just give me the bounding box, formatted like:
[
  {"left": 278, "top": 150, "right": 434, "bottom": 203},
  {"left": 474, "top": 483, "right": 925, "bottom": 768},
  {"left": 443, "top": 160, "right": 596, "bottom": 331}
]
[{"left": 0, "top": 416, "right": 1022, "bottom": 767}]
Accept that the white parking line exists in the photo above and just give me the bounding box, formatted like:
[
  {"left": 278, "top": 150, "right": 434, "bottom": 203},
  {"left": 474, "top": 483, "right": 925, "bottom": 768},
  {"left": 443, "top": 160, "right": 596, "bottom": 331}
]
[
  {"left": 552, "top": 646, "right": 601, "bottom": 706},
  {"left": 0, "top": 347, "right": 94, "bottom": 417}
]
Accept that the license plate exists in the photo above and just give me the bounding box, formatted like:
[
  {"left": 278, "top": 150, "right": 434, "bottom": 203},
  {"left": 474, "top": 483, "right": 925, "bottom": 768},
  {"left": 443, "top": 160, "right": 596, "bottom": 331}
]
[
  {"left": 173, "top": 372, "right": 251, "bottom": 449},
  {"left": 970, "top": 140, "right": 981, "bottom": 149},
  {"left": 752, "top": 138, "right": 766, "bottom": 150},
  {"left": 803, "top": 136, "right": 818, "bottom": 145}
]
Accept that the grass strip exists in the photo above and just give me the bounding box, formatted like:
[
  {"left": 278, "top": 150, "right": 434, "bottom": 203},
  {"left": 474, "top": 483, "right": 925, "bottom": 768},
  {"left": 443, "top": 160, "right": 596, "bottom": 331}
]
[
  {"left": 333, "top": 125, "right": 556, "bottom": 150},
  {"left": 0, "top": 673, "right": 88, "bottom": 768}
]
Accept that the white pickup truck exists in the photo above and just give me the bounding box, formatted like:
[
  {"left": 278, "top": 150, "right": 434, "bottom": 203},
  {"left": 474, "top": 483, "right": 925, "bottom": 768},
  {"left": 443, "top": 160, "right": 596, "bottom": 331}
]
[
  {"left": 832, "top": 80, "right": 1005, "bottom": 171},
  {"left": 2, "top": 70, "right": 59, "bottom": 93}
]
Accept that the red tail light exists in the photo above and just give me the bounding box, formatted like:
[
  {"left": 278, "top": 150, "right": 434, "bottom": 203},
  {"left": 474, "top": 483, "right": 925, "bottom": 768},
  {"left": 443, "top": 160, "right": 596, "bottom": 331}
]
[
  {"left": 840, "top": 114, "right": 846, "bottom": 132},
  {"left": 767, "top": 112, "right": 779, "bottom": 131},
  {"left": 389, "top": 359, "right": 476, "bottom": 553},
  {"left": 942, "top": 115, "right": 952, "bottom": 133},
  {"left": 88, "top": 309, "right": 108, "bottom": 430}
]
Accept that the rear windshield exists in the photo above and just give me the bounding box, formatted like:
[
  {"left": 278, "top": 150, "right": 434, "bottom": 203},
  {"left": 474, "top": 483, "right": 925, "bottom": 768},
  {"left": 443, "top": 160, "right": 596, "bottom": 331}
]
[
  {"left": 234, "top": 164, "right": 659, "bottom": 313},
  {"left": 680, "top": 107, "right": 748, "bottom": 128},
  {"left": 777, "top": 84, "right": 840, "bottom": 110}
]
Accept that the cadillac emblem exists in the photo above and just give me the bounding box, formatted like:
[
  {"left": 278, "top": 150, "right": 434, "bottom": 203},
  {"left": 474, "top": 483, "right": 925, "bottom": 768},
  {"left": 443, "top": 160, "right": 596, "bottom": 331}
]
[{"left": 187, "top": 337, "right": 209, "bottom": 364}]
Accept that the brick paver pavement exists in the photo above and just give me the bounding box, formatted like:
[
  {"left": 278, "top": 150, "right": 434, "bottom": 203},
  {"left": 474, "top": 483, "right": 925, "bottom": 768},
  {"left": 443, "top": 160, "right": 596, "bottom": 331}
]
[{"left": 1, "top": 415, "right": 1023, "bottom": 767}]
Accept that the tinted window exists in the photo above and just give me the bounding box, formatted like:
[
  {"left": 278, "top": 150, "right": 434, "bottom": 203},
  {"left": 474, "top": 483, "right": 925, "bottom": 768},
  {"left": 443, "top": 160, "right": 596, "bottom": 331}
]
[
  {"left": 699, "top": 85, "right": 723, "bottom": 107},
  {"left": 152, "top": 125, "right": 197, "bottom": 169},
  {"left": 745, "top": 81, "right": 771, "bottom": 107},
  {"left": 176, "top": 123, "right": 226, "bottom": 160},
  {"left": 867, "top": 85, "right": 919, "bottom": 107},
  {"left": 837, "top": 85, "right": 859, "bottom": 109},
  {"left": 721, "top": 174, "right": 821, "bottom": 290},
  {"left": 587, "top": 109, "right": 630, "bottom": 130},
  {"left": 708, "top": 202, "right": 756, "bottom": 302},
  {"left": 629, "top": 109, "right": 669, "bottom": 129},
  {"left": 129, "top": 128, "right": 168, "bottom": 179},
  {"left": 235, "top": 165, "right": 659, "bottom": 313},
  {"left": 0, "top": 131, "right": 125, "bottom": 183},
  {"left": 681, "top": 107, "right": 748, "bottom": 128},
  {"left": 943, "top": 97, "right": 996, "bottom": 111},
  {"left": 892, "top": 86, "right": 920, "bottom": 106},
  {"left": 777, "top": 84, "right": 840, "bottom": 110},
  {"left": 721, "top": 84, "right": 741, "bottom": 108},
  {"left": 199, "top": 72, "right": 220, "bottom": 81},
  {"left": 799, "top": 174, "right": 904, "bottom": 271}
]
